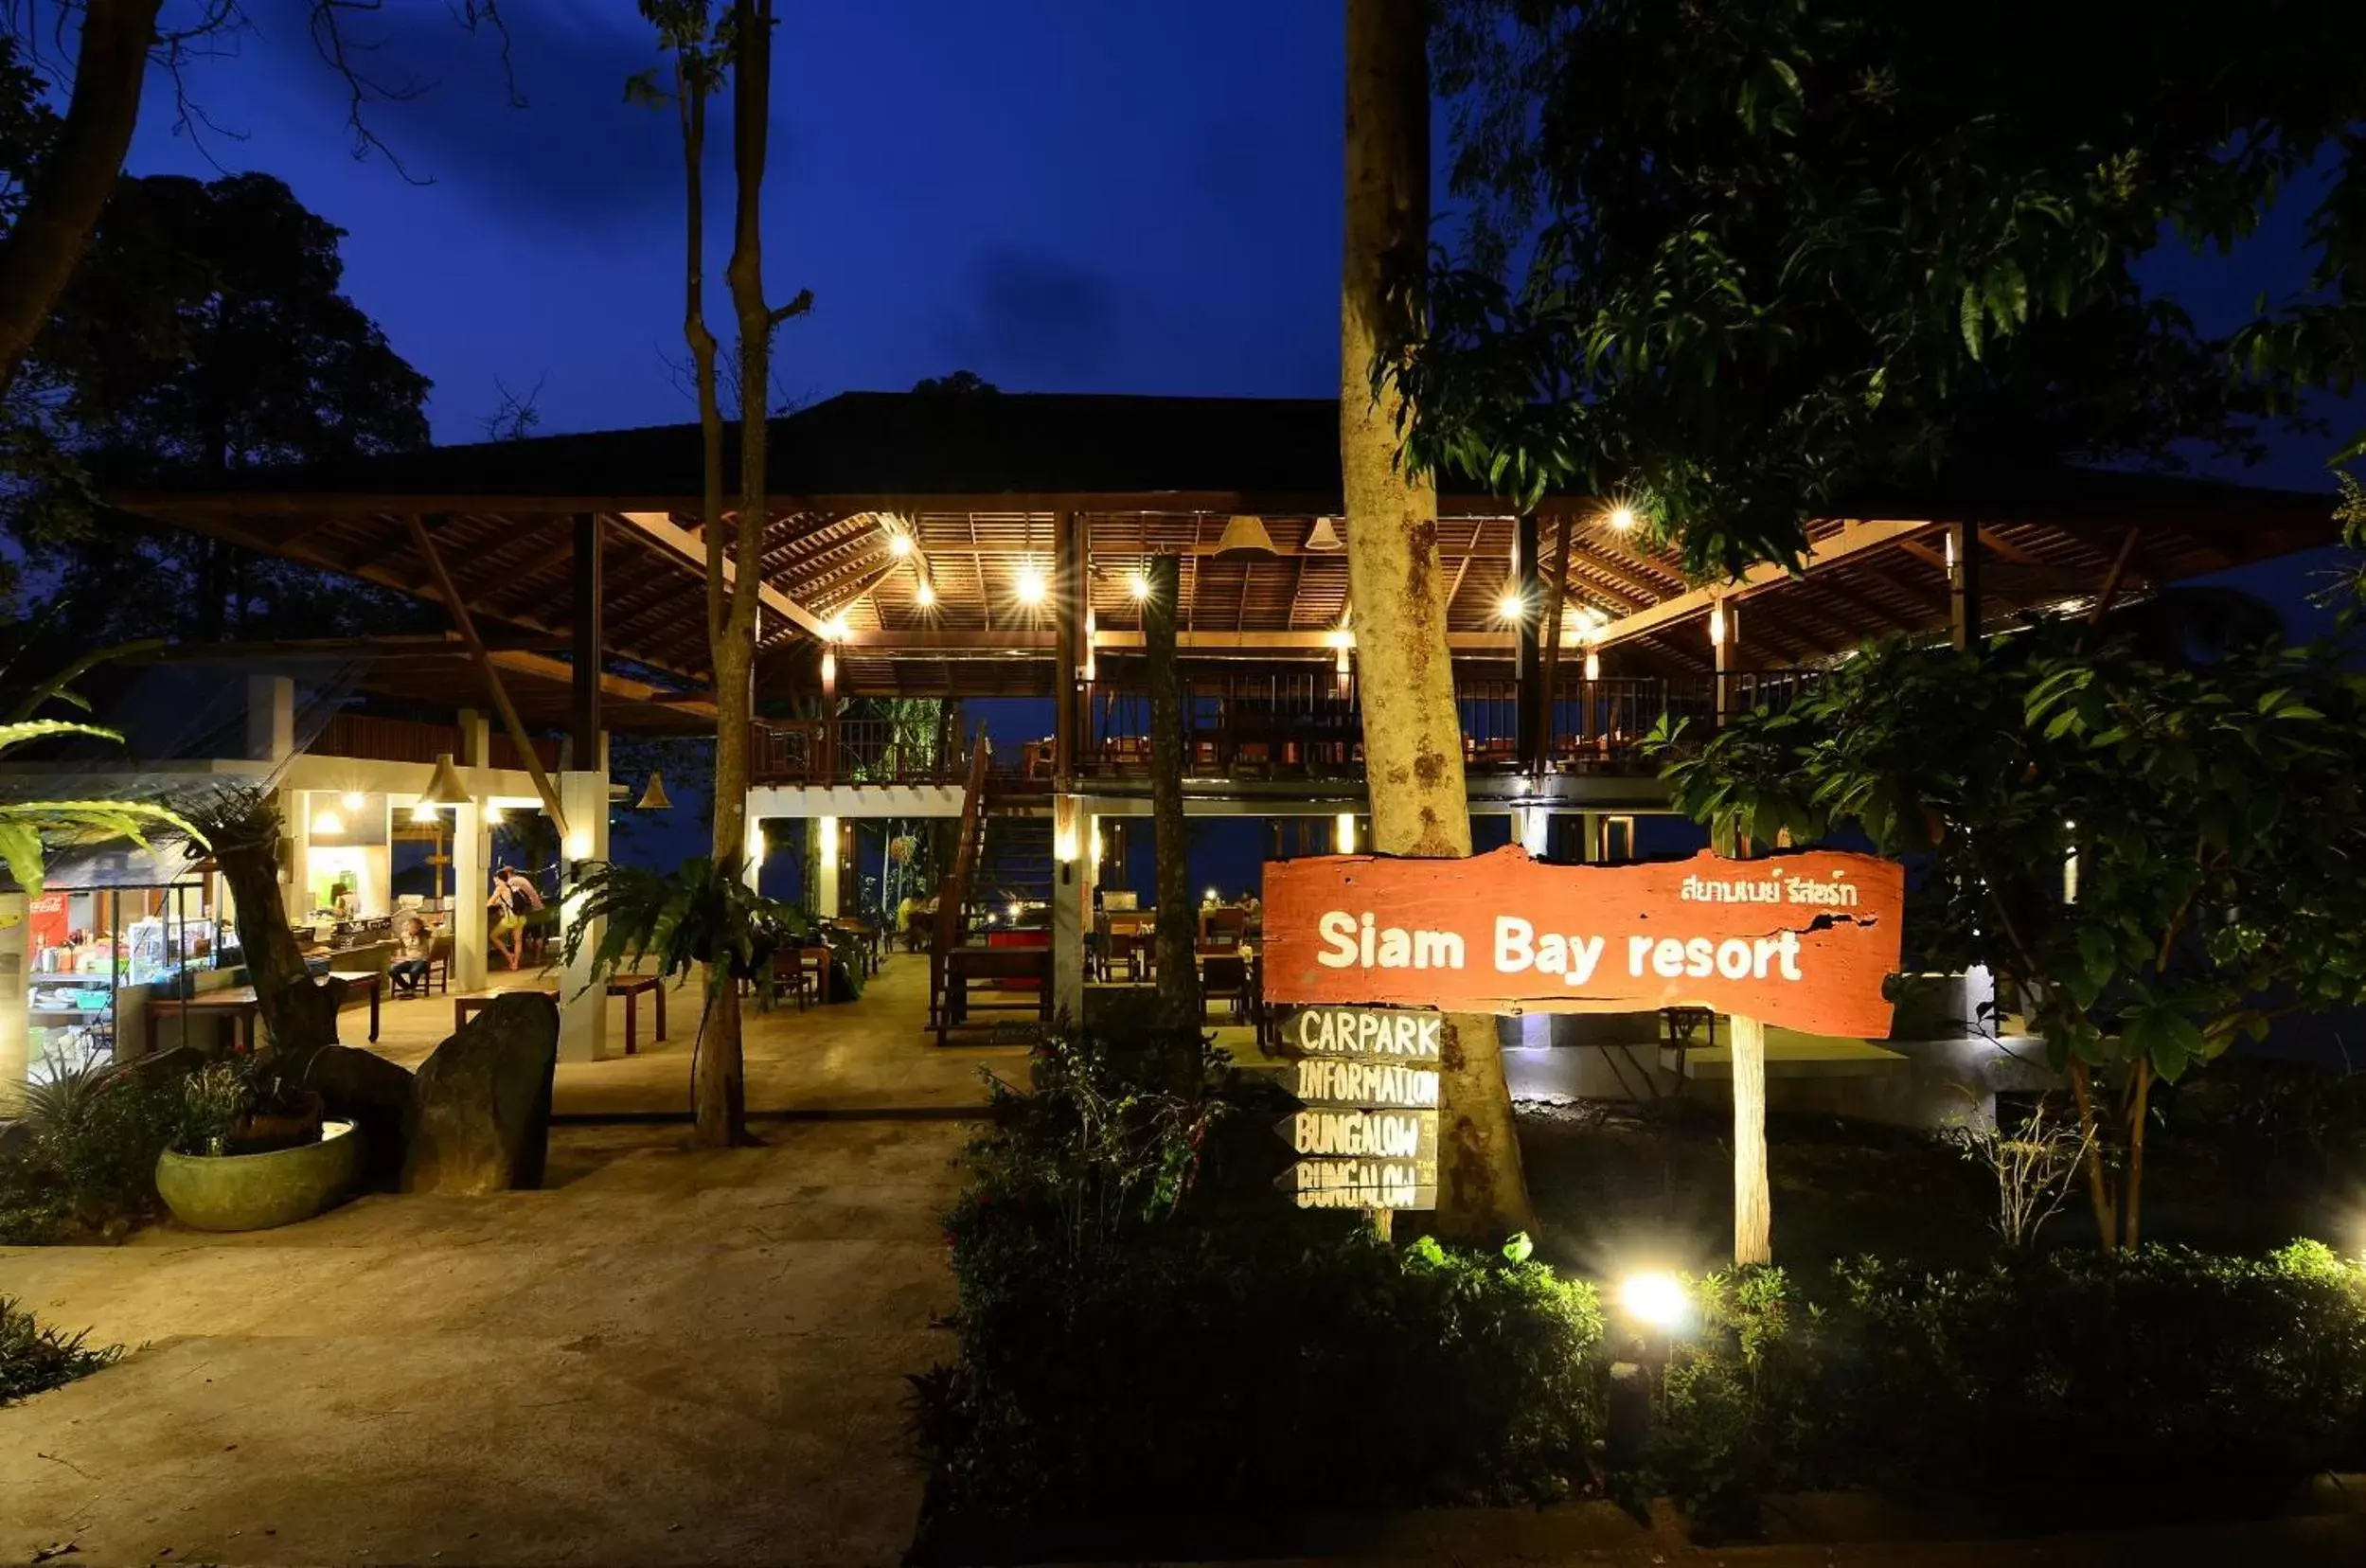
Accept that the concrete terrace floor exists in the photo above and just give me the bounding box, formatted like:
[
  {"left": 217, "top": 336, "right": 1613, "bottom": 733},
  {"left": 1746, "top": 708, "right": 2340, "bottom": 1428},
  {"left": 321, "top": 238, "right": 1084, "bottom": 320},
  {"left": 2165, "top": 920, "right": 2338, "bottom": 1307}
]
[
  {"left": 0, "top": 1117, "right": 968, "bottom": 1568},
  {"left": 360, "top": 949, "right": 1031, "bottom": 1117}
]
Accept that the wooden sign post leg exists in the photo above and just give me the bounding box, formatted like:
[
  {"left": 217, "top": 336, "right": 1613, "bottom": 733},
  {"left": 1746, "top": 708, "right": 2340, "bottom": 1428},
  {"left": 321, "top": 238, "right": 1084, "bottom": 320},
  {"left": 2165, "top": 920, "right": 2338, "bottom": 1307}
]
[{"left": 1730, "top": 1012, "right": 1771, "bottom": 1264}]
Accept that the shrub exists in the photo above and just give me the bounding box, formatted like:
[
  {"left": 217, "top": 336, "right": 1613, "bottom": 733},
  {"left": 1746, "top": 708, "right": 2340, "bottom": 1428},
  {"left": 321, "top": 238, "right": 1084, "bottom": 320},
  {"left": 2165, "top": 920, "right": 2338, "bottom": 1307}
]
[
  {"left": 3, "top": 1058, "right": 182, "bottom": 1238},
  {"left": 1628, "top": 1242, "right": 2366, "bottom": 1538},
  {"left": 0, "top": 1296, "right": 121, "bottom": 1405},
  {"left": 929, "top": 1017, "right": 1607, "bottom": 1519}
]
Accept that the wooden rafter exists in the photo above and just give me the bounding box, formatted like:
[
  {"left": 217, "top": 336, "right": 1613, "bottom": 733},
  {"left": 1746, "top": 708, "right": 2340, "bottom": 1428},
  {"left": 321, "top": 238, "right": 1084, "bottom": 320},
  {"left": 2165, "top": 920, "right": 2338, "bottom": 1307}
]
[{"left": 1592, "top": 520, "right": 1935, "bottom": 650}]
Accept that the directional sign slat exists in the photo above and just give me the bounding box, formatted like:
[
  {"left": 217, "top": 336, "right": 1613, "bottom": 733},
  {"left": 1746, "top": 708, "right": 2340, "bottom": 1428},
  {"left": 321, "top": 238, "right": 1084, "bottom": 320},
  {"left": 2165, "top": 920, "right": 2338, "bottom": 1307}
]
[
  {"left": 1274, "top": 1158, "right": 1437, "bottom": 1212},
  {"left": 1289, "top": 1057, "right": 1440, "bottom": 1110},
  {"left": 1278, "top": 1108, "right": 1440, "bottom": 1164}
]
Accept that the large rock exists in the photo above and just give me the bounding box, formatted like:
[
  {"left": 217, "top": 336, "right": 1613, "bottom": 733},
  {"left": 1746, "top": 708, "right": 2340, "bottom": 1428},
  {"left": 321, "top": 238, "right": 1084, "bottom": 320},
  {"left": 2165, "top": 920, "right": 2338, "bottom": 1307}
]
[
  {"left": 304, "top": 1044, "right": 418, "bottom": 1190},
  {"left": 400, "top": 993, "right": 559, "bottom": 1195}
]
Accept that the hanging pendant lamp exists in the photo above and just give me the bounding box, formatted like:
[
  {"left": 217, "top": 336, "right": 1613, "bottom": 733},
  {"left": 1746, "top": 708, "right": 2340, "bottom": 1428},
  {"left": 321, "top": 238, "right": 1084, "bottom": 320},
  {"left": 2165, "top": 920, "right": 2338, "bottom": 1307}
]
[
  {"left": 1213, "top": 514, "right": 1278, "bottom": 556},
  {"left": 635, "top": 771, "right": 674, "bottom": 811},
  {"left": 418, "top": 753, "right": 471, "bottom": 808},
  {"left": 1303, "top": 516, "right": 1345, "bottom": 553}
]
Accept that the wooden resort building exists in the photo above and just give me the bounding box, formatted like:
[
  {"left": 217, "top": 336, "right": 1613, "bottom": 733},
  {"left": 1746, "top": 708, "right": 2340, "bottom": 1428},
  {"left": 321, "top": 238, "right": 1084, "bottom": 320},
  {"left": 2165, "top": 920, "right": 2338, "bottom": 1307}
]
[{"left": 107, "top": 389, "right": 2339, "bottom": 1073}]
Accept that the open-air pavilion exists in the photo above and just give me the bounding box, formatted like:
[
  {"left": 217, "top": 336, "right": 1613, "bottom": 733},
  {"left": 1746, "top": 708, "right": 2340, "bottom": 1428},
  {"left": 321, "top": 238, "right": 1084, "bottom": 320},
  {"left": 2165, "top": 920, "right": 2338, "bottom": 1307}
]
[{"left": 103, "top": 388, "right": 2339, "bottom": 1101}]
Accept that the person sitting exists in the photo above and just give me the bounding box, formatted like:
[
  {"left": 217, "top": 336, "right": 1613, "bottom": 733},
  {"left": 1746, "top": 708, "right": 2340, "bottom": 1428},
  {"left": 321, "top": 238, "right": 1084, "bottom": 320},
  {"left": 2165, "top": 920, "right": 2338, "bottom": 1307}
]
[{"left": 389, "top": 916, "right": 434, "bottom": 996}]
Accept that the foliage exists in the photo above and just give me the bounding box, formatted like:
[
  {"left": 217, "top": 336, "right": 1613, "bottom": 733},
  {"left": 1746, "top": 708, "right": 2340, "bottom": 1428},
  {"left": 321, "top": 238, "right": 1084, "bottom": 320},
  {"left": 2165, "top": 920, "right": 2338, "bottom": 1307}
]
[
  {"left": 0, "top": 645, "right": 205, "bottom": 895},
  {"left": 1628, "top": 1244, "right": 2366, "bottom": 1539},
  {"left": 1659, "top": 619, "right": 2366, "bottom": 1248},
  {"left": 0, "top": 1296, "right": 120, "bottom": 1407},
  {"left": 2, "top": 1055, "right": 182, "bottom": 1236},
  {"left": 561, "top": 855, "right": 818, "bottom": 1004},
  {"left": 1412, "top": 0, "right": 2363, "bottom": 575},
  {"left": 926, "top": 1016, "right": 1606, "bottom": 1519},
  {"left": 1946, "top": 1096, "right": 2095, "bottom": 1251}
]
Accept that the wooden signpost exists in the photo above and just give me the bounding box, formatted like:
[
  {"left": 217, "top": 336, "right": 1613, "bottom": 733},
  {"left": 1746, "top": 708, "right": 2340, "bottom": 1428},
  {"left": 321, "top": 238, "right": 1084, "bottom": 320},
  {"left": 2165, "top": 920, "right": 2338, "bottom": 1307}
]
[
  {"left": 1262, "top": 845, "right": 1907, "bottom": 1039},
  {"left": 1271, "top": 1004, "right": 1440, "bottom": 1212}
]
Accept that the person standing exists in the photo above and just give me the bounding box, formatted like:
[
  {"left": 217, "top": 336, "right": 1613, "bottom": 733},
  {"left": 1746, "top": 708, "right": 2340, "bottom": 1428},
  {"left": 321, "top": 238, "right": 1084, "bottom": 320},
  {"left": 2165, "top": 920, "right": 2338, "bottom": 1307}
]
[{"left": 488, "top": 865, "right": 544, "bottom": 971}]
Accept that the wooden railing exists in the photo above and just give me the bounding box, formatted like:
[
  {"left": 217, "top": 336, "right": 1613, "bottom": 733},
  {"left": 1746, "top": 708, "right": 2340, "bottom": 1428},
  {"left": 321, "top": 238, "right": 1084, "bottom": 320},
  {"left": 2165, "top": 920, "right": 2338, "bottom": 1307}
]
[
  {"left": 751, "top": 711, "right": 967, "bottom": 786},
  {"left": 934, "top": 733, "right": 992, "bottom": 958},
  {"left": 312, "top": 712, "right": 558, "bottom": 772}
]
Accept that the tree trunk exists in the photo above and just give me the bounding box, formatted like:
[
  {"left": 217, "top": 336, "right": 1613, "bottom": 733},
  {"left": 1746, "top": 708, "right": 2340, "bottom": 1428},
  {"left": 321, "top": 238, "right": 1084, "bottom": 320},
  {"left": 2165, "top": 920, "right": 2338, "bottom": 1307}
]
[
  {"left": 1144, "top": 555, "right": 1201, "bottom": 1028},
  {"left": 208, "top": 792, "right": 338, "bottom": 1070},
  {"left": 0, "top": 0, "right": 162, "bottom": 397},
  {"left": 699, "top": 644, "right": 753, "bottom": 1144},
  {"left": 1343, "top": 0, "right": 1533, "bottom": 1245}
]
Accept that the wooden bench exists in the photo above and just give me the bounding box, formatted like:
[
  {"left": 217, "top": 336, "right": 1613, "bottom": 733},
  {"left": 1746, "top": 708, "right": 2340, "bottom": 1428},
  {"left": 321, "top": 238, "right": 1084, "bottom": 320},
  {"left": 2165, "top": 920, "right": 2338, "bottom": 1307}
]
[{"left": 934, "top": 946, "right": 1053, "bottom": 1045}]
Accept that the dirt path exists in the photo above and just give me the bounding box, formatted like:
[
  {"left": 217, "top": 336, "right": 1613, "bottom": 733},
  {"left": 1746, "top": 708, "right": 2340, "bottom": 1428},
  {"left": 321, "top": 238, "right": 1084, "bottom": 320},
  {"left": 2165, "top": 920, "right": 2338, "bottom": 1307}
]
[{"left": 0, "top": 1120, "right": 966, "bottom": 1567}]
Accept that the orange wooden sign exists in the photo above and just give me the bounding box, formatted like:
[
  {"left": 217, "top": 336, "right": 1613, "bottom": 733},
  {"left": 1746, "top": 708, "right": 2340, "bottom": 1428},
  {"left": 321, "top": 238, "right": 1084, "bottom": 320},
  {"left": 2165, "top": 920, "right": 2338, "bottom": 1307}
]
[{"left": 1262, "top": 846, "right": 1906, "bottom": 1039}]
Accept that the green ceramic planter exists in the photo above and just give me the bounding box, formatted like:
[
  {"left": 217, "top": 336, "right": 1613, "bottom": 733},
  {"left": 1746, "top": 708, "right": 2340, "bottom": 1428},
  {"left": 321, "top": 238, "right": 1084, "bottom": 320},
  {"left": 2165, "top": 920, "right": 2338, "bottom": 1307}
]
[{"left": 155, "top": 1120, "right": 364, "bottom": 1233}]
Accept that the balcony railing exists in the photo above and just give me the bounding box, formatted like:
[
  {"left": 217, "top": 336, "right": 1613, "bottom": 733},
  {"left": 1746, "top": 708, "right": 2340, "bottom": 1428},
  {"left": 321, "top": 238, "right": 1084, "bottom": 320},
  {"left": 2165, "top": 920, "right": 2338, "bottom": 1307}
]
[{"left": 751, "top": 715, "right": 970, "bottom": 786}]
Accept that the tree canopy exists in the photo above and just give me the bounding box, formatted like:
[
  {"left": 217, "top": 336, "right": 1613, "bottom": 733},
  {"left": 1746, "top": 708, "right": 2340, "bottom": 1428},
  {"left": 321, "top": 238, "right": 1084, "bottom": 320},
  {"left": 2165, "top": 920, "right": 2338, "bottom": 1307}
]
[{"left": 1408, "top": 0, "right": 2365, "bottom": 576}]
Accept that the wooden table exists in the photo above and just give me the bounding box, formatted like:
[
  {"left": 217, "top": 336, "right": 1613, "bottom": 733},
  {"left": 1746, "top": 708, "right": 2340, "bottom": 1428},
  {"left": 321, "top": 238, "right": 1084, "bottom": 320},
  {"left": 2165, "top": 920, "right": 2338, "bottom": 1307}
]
[
  {"left": 605, "top": 973, "right": 667, "bottom": 1054},
  {"left": 453, "top": 978, "right": 668, "bottom": 1055},
  {"left": 147, "top": 971, "right": 380, "bottom": 1054},
  {"left": 934, "top": 946, "right": 1053, "bottom": 1045},
  {"left": 830, "top": 921, "right": 884, "bottom": 976},
  {"left": 327, "top": 971, "right": 382, "bottom": 1042}
]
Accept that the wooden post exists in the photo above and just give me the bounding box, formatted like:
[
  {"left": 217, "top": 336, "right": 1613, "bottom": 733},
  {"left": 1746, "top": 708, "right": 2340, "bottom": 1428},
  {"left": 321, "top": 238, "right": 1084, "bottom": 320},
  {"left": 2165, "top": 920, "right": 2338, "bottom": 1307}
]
[
  {"left": 819, "top": 643, "right": 839, "bottom": 781},
  {"left": 1513, "top": 511, "right": 1545, "bottom": 770},
  {"left": 1730, "top": 1013, "right": 1772, "bottom": 1264},
  {"left": 1948, "top": 520, "right": 1984, "bottom": 653},
  {"left": 571, "top": 513, "right": 604, "bottom": 769},
  {"left": 1054, "top": 508, "right": 1079, "bottom": 780},
  {"left": 406, "top": 514, "right": 567, "bottom": 835},
  {"left": 1537, "top": 510, "right": 1572, "bottom": 770}
]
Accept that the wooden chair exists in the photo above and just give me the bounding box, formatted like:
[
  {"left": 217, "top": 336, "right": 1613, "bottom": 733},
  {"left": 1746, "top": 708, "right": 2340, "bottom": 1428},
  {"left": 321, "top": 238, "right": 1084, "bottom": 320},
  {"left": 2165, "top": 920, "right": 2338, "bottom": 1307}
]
[{"left": 1201, "top": 953, "right": 1250, "bottom": 1022}]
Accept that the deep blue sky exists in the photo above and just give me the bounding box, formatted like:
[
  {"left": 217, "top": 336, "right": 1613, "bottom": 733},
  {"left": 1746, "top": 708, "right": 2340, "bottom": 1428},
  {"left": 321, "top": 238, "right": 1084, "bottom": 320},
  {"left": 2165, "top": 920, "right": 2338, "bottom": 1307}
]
[
  {"left": 120, "top": 3, "right": 2357, "bottom": 482},
  {"left": 125, "top": 2, "right": 1343, "bottom": 437}
]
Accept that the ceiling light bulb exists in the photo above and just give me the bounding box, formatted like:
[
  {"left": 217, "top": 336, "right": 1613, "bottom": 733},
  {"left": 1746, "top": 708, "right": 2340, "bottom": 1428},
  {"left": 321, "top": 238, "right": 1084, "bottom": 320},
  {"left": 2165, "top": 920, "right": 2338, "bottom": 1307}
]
[
  {"left": 915, "top": 579, "right": 935, "bottom": 608},
  {"left": 1015, "top": 565, "right": 1047, "bottom": 606},
  {"left": 312, "top": 809, "right": 344, "bottom": 837},
  {"left": 889, "top": 531, "right": 914, "bottom": 558},
  {"left": 1498, "top": 590, "right": 1526, "bottom": 623},
  {"left": 340, "top": 790, "right": 365, "bottom": 812},
  {"left": 1127, "top": 570, "right": 1151, "bottom": 600},
  {"left": 483, "top": 805, "right": 505, "bottom": 826},
  {"left": 1584, "top": 649, "right": 1601, "bottom": 682},
  {"left": 1608, "top": 505, "right": 1638, "bottom": 532},
  {"left": 409, "top": 803, "right": 438, "bottom": 825}
]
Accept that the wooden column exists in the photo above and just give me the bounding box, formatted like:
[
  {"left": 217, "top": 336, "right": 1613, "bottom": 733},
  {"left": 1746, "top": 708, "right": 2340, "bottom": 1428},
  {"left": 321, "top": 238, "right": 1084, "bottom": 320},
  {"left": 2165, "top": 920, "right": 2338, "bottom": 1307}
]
[
  {"left": 571, "top": 514, "right": 604, "bottom": 767},
  {"left": 1513, "top": 512, "right": 1545, "bottom": 769},
  {"left": 819, "top": 645, "right": 840, "bottom": 780},
  {"left": 1054, "top": 508, "right": 1082, "bottom": 780},
  {"left": 1948, "top": 520, "right": 1984, "bottom": 653},
  {"left": 1713, "top": 611, "right": 1732, "bottom": 728}
]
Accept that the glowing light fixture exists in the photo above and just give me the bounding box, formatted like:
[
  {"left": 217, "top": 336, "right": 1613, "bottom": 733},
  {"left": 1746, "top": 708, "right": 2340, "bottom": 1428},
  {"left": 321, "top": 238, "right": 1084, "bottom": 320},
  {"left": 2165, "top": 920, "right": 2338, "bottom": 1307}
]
[
  {"left": 565, "top": 829, "right": 593, "bottom": 862},
  {"left": 915, "top": 579, "right": 936, "bottom": 608},
  {"left": 1584, "top": 649, "right": 1602, "bottom": 682},
  {"left": 484, "top": 804, "right": 505, "bottom": 826},
  {"left": 1203, "top": 887, "right": 1219, "bottom": 904},
  {"left": 1127, "top": 568, "right": 1151, "bottom": 600},
  {"left": 1326, "top": 627, "right": 1354, "bottom": 650},
  {"left": 418, "top": 753, "right": 471, "bottom": 808},
  {"left": 410, "top": 803, "right": 439, "bottom": 825},
  {"left": 1007, "top": 901, "right": 1023, "bottom": 922},
  {"left": 1213, "top": 514, "right": 1278, "bottom": 556},
  {"left": 821, "top": 615, "right": 851, "bottom": 642},
  {"left": 1607, "top": 504, "right": 1638, "bottom": 533},
  {"left": 1619, "top": 1271, "right": 1691, "bottom": 1331},
  {"left": 1335, "top": 812, "right": 1356, "bottom": 854},
  {"left": 340, "top": 790, "right": 366, "bottom": 813},
  {"left": 889, "top": 529, "right": 914, "bottom": 559},
  {"left": 1497, "top": 587, "right": 1527, "bottom": 623},
  {"left": 312, "top": 808, "right": 345, "bottom": 837},
  {"left": 820, "top": 650, "right": 837, "bottom": 686},
  {"left": 1708, "top": 601, "right": 1729, "bottom": 648},
  {"left": 1015, "top": 562, "right": 1047, "bottom": 606},
  {"left": 1304, "top": 515, "right": 1345, "bottom": 553}
]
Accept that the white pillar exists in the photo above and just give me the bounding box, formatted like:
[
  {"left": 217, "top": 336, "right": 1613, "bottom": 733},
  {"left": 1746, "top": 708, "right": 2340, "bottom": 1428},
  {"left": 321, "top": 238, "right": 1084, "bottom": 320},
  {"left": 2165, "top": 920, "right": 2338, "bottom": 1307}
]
[
  {"left": 451, "top": 799, "right": 489, "bottom": 992},
  {"left": 284, "top": 785, "right": 313, "bottom": 914},
  {"left": 1052, "top": 794, "right": 1086, "bottom": 1022},
  {"left": 814, "top": 816, "right": 841, "bottom": 916},
  {"left": 557, "top": 766, "right": 611, "bottom": 1062},
  {"left": 0, "top": 893, "right": 27, "bottom": 1087},
  {"left": 455, "top": 708, "right": 491, "bottom": 768},
  {"left": 1516, "top": 807, "right": 1550, "bottom": 857},
  {"left": 247, "top": 674, "right": 294, "bottom": 764}
]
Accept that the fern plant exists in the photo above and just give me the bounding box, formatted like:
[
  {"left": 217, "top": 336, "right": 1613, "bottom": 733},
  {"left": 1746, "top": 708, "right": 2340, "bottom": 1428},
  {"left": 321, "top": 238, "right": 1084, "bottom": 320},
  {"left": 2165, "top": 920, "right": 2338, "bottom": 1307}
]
[
  {"left": 0, "top": 641, "right": 203, "bottom": 896},
  {"left": 560, "top": 854, "right": 821, "bottom": 1026}
]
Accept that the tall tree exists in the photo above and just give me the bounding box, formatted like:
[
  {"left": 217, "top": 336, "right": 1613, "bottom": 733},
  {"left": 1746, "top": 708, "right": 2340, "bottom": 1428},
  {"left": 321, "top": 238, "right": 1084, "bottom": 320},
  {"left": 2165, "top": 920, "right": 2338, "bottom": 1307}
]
[
  {"left": 0, "top": 3, "right": 514, "bottom": 400},
  {"left": 1412, "top": 0, "right": 2365, "bottom": 577},
  {"left": 1141, "top": 555, "right": 1200, "bottom": 1028},
  {"left": 1342, "top": 0, "right": 1532, "bottom": 1243},
  {"left": 638, "top": 0, "right": 809, "bottom": 1147}
]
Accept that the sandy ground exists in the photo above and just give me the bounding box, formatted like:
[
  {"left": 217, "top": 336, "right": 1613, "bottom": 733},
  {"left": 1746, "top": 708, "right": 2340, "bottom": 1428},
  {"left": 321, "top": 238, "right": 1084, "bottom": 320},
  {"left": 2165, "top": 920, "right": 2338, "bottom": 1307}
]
[{"left": 0, "top": 1118, "right": 969, "bottom": 1568}]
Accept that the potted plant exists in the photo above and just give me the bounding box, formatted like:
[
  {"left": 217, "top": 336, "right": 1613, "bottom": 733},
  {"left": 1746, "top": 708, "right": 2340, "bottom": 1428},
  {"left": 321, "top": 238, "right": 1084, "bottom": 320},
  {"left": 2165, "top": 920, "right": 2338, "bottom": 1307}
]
[{"left": 154, "top": 1058, "right": 362, "bottom": 1232}]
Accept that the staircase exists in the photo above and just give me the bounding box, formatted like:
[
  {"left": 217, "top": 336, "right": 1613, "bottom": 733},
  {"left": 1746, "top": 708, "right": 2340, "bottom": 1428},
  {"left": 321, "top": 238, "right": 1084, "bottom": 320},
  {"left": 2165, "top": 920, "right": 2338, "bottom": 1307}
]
[{"left": 963, "top": 810, "right": 1053, "bottom": 934}]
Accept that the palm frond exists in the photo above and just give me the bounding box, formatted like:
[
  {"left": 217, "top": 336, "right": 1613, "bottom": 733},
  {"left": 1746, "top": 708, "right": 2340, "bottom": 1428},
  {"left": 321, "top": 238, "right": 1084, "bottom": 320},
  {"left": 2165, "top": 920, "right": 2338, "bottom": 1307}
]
[{"left": 0, "top": 719, "right": 126, "bottom": 756}]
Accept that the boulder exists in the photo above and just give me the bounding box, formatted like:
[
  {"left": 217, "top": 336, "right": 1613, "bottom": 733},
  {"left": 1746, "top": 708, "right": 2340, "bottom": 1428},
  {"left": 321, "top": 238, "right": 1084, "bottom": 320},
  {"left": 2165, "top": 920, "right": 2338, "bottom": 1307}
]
[
  {"left": 0, "top": 1118, "right": 29, "bottom": 1164},
  {"left": 304, "top": 1044, "right": 418, "bottom": 1189},
  {"left": 400, "top": 992, "right": 559, "bottom": 1195}
]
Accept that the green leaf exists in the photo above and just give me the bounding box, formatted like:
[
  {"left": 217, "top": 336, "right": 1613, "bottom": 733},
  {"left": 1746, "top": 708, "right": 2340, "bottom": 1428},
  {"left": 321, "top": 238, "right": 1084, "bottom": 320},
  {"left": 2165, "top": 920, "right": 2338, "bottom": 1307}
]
[{"left": 1959, "top": 286, "right": 1984, "bottom": 360}]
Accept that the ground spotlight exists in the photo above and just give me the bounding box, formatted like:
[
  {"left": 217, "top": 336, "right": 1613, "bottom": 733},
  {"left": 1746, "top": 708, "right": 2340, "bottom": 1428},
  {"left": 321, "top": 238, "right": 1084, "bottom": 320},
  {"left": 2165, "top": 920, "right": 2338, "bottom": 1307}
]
[{"left": 1618, "top": 1271, "right": 1690, "bottom": 1331}]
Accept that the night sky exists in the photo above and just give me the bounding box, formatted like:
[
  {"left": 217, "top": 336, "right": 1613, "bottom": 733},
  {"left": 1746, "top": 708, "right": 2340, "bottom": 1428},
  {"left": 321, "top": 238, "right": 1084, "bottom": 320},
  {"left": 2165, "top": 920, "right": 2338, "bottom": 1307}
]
[{"left": 119, "top": 3, "right": 2361, "bottom": 894}]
